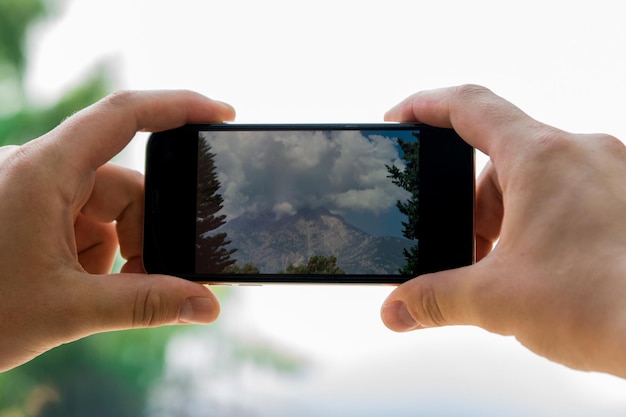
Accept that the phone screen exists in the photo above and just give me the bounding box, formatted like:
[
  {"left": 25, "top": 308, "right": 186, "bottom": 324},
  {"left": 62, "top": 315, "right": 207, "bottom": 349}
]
[
  {"left": 196, "top": 128, "right": 420, "bottom": 276},
  {"left": 144, "top": 123, "right": 474, "bottom": 284}
]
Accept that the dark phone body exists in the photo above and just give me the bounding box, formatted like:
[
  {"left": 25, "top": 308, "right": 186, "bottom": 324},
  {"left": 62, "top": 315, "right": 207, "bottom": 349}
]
[{"left": 143, "top": 123, "right": 474, "bottom": 284}]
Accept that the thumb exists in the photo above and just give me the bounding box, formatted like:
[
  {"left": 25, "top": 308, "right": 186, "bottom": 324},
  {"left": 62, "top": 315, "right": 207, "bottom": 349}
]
[
  {"left": 381, "top": 265, "right": 486, "bottom": 332},
  {"left": 78, "top": 273, "right": 220, "bottom": 334}
]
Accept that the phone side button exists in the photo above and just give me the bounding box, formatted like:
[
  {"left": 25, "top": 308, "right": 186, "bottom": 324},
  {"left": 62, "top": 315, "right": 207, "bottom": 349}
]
[{"left": 151, "top": 191, "right": 159, "bottom": 214}]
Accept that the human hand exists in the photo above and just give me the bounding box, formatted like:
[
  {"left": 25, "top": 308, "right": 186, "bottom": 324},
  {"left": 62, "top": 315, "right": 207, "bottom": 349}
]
[
  {"left": 0, "top": 90, "right": 235, "bottom": 372},
  {"left": 380, "top": 85, "right": 626, "bottom": 378}
]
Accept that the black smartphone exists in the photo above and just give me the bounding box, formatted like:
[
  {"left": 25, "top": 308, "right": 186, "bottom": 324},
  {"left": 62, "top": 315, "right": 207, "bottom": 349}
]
[{"left": 143, "top": 123, "right": 474, "bottom": 284}]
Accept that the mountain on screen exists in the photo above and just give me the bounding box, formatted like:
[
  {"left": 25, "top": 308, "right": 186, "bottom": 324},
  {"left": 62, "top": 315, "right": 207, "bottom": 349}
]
[{"left": 220, "top": 207, "right": 412, "bottom": 274}]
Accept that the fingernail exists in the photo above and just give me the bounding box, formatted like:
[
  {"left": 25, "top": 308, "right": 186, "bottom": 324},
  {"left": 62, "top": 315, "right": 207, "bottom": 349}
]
[
  {"left": 381, "top": 301, "right": 420, "bottom": 331},
  {"left": 179, "top": 297, "right": 217, "bottom": 324}
]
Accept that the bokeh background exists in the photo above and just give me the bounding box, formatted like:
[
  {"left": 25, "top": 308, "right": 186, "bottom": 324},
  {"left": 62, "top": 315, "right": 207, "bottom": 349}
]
[{"left": 1, "top": 0, "right": 626, "bottom": 416}]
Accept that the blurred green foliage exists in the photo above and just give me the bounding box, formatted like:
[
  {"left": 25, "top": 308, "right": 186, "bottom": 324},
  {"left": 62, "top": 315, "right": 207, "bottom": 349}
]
[
  {"left": 0, "top": 2, "right": 306, "bottom": 416},
  {"left": 0, "top": 328, "right": 178, "bottom": 417},
  {"left": 0, "top": 0, "right": 48, "bottom": 80},
  {"left": 0, "top": 69, "right": 110, "bottom": 146},
  {"left": 0, "top": 0, "right": 110, "bottom": 147}
]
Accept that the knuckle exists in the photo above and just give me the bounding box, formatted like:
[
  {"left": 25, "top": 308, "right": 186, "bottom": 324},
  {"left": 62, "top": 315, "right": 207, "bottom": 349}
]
[
  {"left": 519, "top": 127, "right": 583, "bottom": 167},
  {"left": 592, "top": 133, "right": 625, "bottom": 154},
  {"left": 126, "top": 167, "right": 145, "bottom": 185},
  {"left": 133, "top": 287, "right": 168, "bottom": 327},
  {"left": 1, "top": 144, "right": 51, "bottom": 191},
  {"left": 412, "top": 279, "right": 447, "bottom": 327},
  {"left": 532, "top": 128, "right": 573, "bottom": 154},
  {"left": 119, "top": 167, "right": 145, "bottom": 219},
  {"left": 0, "top": 145, "right": 20, "bottom": 164},
  {"left": 528, "top": 131, "right": 626, "bottom": 166},
  {"left": 453, "top": 84, "right": 493, "bottom": 102},
  {"left": 109, "top": 163, "right": 145, "bottom": 190},
  {"left": 102, "top": 90, "right": 137, "bottom": 109}
]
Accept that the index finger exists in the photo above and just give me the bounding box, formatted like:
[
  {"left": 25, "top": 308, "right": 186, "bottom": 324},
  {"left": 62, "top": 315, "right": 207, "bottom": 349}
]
[
  {"left": 45, "top": 90, "right": 236, "bottom": 169},
  {"left": 384, "top": 84, "right": 542, "bottom": 158}
]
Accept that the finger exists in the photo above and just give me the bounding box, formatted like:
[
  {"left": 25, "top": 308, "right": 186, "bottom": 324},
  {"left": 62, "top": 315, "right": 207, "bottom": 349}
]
[
  {"left": 381, "top": 267, "right": 478, "bottom": 331},
  {"left": 73, "top": 272, "right": 221, "bottom": 335},
  {"left": 121, "top": 257, "right": 146, "bottom": 274},
  {"left": 80, "top": 163, "right": 144, "bottom": 265},
  {"left": 380, "top": 260, "right": 515, "bottom": 334},
  {"left": 74, "top": 214, "right": 118, "bottom": 274},
  {"left": 475, "top": 162, "right": 503, "bottom": 260},
  {"left": 45, "top": 90, "right": 236, "bottom": 170},
  {"left": 384, "top": 84, "right": 543, "bottom": 157}
]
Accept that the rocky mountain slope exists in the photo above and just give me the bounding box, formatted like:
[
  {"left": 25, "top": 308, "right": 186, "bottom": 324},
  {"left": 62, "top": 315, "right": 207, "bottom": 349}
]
[{"left": 220, "top": 207, "right": 413, "bottom": 274}]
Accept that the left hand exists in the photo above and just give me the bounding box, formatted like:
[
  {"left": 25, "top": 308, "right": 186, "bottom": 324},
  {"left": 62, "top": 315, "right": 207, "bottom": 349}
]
[{"left": 0, "top": 90, "right": 235, "bottom": 372}]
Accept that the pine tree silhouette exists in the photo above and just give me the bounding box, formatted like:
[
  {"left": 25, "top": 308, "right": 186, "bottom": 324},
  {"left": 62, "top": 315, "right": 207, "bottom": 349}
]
[
  {"left": 386, "top": 132, "right": 420, "bottom": 275},
  {"left": 196, "top": 136, "right": 236, "bottom": 273}
]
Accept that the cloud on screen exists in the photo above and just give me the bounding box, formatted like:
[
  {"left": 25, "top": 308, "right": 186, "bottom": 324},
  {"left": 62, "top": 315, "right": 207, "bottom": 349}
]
[{"left": 201, "top": 129, "right": 411, "bottom": 220}]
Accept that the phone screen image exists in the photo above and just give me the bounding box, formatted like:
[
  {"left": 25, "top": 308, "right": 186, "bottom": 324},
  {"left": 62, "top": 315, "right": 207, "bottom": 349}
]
[{"left": 196, "top": 128, "right": 420, "bottom": 277}]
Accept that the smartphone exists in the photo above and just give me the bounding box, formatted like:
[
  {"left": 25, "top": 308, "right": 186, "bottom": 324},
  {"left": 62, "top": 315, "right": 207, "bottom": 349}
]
[{"left": 143, "top": 123, "right": 474, "bottom": 284}]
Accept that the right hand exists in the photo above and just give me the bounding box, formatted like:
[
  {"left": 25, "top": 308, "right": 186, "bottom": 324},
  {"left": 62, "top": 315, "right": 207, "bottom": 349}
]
[{"left": 381, "top": 85, "right": 626, "bottom": 378}]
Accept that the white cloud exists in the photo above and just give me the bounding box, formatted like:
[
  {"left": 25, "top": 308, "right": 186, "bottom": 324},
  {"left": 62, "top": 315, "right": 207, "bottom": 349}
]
[
  {"left": 273, "top": 201, "right": 297, "bottom": 217},
  {"left": 202, "top": 129, "right": 411, "bottom": 220}
]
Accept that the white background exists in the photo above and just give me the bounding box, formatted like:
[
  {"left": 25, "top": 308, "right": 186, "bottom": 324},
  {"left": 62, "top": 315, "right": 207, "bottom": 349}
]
[{"left": 26, "top": 1, "right": 626, "bottom": 415}]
